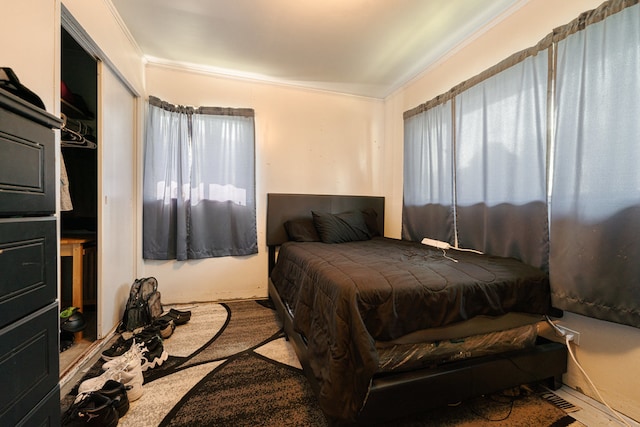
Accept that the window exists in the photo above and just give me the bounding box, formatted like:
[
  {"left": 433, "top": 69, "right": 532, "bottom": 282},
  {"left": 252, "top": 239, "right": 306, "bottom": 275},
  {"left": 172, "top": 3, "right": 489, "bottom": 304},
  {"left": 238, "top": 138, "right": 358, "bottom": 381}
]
[
  {"left": 403, "top": 50, "right": 549, "bottom": 270},
  {"left": 550, "top": 4, "right": 640, "bottom": 326},
  {"left": 403, "top": 1, "right": 640, "bottom": 328},
  {"left": 143, "top": 97, "right": 257, "bottom": 260}
]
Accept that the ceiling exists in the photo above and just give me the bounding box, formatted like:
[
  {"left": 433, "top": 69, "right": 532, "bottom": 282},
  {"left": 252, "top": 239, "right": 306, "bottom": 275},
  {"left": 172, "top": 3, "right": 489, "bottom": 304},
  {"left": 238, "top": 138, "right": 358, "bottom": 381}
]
[{"left": 111, "top": 0, "right": 524, "bottom": 99}]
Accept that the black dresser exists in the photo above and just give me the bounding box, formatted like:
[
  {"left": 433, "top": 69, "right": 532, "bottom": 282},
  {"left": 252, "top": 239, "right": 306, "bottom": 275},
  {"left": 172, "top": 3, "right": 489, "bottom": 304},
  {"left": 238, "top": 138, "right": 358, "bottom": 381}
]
[{"left": 0, "top": 88, "right": 62, "bottom": 425}]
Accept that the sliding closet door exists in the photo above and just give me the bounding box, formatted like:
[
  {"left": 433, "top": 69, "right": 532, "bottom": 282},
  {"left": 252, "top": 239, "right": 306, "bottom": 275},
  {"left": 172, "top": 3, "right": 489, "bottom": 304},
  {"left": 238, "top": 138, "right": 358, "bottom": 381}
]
[{"left": 98, "top": 63, "right": 136, "bottom": 337}]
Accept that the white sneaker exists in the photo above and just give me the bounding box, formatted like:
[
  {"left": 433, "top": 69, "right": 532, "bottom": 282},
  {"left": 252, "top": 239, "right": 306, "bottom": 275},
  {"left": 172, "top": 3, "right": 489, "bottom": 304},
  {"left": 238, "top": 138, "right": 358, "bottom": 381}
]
[
  {"left": 78, "top": 364, "right": 144, "bottom": 402},
  {"left": 140, "top": 335, "right": 169, "bottom": 371},
  {"left": 102, "top": 341, "right": 143, "bottom": 371}
]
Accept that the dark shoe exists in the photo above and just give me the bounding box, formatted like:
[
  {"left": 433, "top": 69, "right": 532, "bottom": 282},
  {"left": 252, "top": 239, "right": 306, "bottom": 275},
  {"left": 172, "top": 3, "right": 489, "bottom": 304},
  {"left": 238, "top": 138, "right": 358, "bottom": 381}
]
[
  {"left": 134, "top": 326, "right": 163, "bottom": 344},
  {"left": 98, "top": 379, "right": 130, "bottom": 417},
  {"left": 170, "top": 308, "right": 191, "bottom": 324},
  {"left": 60, "top": 330, "right": 75, "bottom": 353},
  {"left": 159, "top": 308, "right": 191, "bottom": 325},
  {"left": 62, "top": 392, "right": 118, "bottom": 427},
  {"left": 101, "top": 335, "right": 133, "bottom": 361},
  {"left": 140, "top": 334, "right": 168, "bottom": 371},
  {"left": 152, "top": 318, "right": 175, "bottom": 339},
  {"left": 134, "top": 321, "right": 160, "bottom": 337}
]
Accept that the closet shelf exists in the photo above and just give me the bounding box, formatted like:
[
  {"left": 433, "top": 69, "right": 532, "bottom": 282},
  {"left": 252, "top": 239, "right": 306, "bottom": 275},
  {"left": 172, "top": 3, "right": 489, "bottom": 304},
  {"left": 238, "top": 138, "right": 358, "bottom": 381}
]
[{"left": 61, "top": 97, "right": 95, "bottom": 121}]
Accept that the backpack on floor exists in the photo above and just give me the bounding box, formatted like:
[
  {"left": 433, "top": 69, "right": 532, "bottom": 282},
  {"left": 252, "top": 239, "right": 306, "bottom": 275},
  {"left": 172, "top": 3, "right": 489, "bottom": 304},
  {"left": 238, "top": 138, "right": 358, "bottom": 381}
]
[{"left": 120, "top": 277, "right": 163, "bottom": 332}]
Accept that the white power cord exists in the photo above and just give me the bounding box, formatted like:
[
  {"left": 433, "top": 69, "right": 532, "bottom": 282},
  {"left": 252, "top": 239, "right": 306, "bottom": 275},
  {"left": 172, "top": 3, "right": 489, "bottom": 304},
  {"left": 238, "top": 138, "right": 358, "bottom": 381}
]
[
  {"left": 421, "top": 237, "right": 484, "bottom": 254},
  {"left": 421, "top": 238, "right": 484, "bottom": 263},
  {"left": 545, "top": 316, "right": 631, "bottom": 427}
]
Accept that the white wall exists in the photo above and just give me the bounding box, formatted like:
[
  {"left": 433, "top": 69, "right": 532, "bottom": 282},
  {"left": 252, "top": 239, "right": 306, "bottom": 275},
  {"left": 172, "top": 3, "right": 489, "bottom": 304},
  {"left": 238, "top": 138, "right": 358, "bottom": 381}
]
[
  {"left": 0, "top": 1, "right": 60, "bottom": 113},
  {"left": 385, "top": 0, "right": 640, "bottom": 421},
  {"left": 143, "top": 64, "right": 385, "bottom": 303},
  {"left": 61, "top": 0, "right": 145, "bottom": 96}
]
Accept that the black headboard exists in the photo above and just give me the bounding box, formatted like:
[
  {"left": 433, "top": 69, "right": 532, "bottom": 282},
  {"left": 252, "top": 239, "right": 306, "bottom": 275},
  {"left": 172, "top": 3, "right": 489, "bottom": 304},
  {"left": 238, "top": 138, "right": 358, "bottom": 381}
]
[{"left": 266, "top": 193, "right": 385, "bottom": 272}]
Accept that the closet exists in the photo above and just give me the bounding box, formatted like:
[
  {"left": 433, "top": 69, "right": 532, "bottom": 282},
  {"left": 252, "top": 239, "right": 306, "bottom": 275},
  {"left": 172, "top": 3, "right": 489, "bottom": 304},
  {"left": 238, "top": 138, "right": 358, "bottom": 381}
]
[
  {"left": 59, "top": 27, "right": 98, "bottom": 371},
  {"left": 59, "top": 14, "right": 138, "bottom": 377}
]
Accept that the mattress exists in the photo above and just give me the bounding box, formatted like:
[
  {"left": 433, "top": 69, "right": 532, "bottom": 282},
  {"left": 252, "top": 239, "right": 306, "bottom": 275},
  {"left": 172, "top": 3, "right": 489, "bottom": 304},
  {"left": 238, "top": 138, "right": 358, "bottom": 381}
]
[
  {"left": 281, "top": 297, "right": 542, "bottom": 372},
  {"left": 269, "top": 237, "right": 552, "bottom": 420},
  {"left": 377, "top": 323, "right": 539, "bottom": 372}
]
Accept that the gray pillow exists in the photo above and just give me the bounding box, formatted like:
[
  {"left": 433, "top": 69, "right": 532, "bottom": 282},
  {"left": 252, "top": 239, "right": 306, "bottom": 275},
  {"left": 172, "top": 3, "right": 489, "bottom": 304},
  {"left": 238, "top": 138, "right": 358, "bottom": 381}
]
[
  {"left": 284, "top": 218, "right": 320, "bottom": 242},
  {"left": 311, "top": 210, "right": 371, "bottom": 243}
]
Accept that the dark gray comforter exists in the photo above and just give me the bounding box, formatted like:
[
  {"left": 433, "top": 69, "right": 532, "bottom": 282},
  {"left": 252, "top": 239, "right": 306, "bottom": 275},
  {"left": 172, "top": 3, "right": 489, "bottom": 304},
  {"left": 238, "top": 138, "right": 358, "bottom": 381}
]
[{"left": 269, "top": 237, "right": 551, "bottom": 421}]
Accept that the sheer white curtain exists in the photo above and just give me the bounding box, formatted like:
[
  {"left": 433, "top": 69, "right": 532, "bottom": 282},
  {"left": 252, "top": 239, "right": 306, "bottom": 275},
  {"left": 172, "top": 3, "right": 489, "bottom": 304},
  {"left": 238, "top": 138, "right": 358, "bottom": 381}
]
[
  {"left": 403, "top": 101, "right": 454, "bottom": 243},
  {"left": 143, "top": 98, "right": 257, "bottom": 260},
  {"left": 455, "top": 52, "right": 549, "bottom": 268},
  {"left": 551, "top": 3, "right": 640, "bottom": 327}
]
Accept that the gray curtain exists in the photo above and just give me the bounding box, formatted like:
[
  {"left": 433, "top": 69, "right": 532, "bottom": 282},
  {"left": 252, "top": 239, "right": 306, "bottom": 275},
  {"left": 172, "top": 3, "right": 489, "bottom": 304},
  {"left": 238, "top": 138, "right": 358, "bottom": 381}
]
[
  {"left": 403, "top": 0, "right": 640, "bottom": 328},
  {"left": 143, "top": 97, "right": 257, "bottom": 260},
  {"left": 403, "top": 49, "right": 549, "bottom": 269},
  {"left": 403, "top": 101, "right": 454, "bottom": 243},
  {"left": 550, "top": 2, "right": 640, "bottom": 327},
  {"left": 455, "top": 51, "right": 549, "bottom": 269}
]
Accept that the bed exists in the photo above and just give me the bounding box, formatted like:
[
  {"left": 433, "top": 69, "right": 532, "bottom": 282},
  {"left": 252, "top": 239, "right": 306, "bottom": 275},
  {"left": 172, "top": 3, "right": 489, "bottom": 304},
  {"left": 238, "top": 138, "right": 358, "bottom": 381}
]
[{"left": 267, "top": 193, "right": 567, "bottom": 425}]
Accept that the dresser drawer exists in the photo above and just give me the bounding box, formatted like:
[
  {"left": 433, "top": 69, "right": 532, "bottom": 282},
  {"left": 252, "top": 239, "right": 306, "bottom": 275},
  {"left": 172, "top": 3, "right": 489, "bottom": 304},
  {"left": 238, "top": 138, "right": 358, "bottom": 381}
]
[
  {"left": 0, "top": 91, "right": 57, "bottom": 216},
  {"left": 0, "top": 218, "right": 57, "bottom": 328},
  {"left": 15, "top": 385, "right": 60, "bottom": 427},
  {"left": 0, "top": 302, "right": 59, "bottom": 426}
]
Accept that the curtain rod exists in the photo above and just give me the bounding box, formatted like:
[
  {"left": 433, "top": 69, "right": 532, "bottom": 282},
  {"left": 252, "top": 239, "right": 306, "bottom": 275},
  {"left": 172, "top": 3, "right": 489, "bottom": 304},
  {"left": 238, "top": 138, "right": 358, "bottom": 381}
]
[
  {"left": 148, "top": 96, "right": 254, "bottom": 117},
  {"left": 403, "top": 0, "right": 638, "bottom": 120}
]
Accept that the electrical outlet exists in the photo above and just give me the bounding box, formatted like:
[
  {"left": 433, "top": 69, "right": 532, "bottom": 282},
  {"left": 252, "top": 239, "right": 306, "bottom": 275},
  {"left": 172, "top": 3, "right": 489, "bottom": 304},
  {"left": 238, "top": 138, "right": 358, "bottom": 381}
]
[{"left": 556, "top": 325, "right": 581, "bottom": 345}]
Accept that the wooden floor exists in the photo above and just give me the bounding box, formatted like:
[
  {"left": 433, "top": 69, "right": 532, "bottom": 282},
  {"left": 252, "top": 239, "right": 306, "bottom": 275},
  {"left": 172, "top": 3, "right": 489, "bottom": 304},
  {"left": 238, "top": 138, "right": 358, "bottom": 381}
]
[
  {"left": 60, "top": 337, "right": 94, "bottom": 376},
  {"left": 59, "top": 306, "right": 101, "bottom": 386}
]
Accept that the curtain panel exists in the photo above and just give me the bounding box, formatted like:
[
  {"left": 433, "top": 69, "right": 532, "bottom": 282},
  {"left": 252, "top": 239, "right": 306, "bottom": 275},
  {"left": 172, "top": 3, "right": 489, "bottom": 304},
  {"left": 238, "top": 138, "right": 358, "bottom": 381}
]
[
  {"left": 403, "top": 49, "right": 550, "bottom": 270},
  {"left": 454, "top": 51, "right": 549, "bottom": 269},
  {"left": 403, "top": 0, "right": 640, "bottom": 328},
  {"left": 402, "top": 101, "right": 454, "bottom": 243},
  {"left": 143, "top": 96, "right": 257, "bottom": 260},
  {"left": 551, "top": 2, "right": 640, "bottom": 327}
]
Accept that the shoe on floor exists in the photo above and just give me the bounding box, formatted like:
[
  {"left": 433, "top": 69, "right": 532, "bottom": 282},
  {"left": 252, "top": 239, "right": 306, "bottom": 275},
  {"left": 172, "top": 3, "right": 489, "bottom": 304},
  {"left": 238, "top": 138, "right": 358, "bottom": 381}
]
[
  {"left": 158, "top": 308, "right": 191, "bottom": 325},
  {"left": 135, "top": 318, "right": 174, "bottom": 339},
  {"left": 153, "top": 318, "right": 175, "bottom": 339},
  {"left": 78, "top": 363, "right": 144, "bottom": 402},
  {"left": 102, "top": 341, "right": 143, "bottom": 370},
  {"left": 62, "top": 392, "right": 119, "bottom": 427},
  {"left": 140, "top": 334, "right": 169, "bottom": 371},
  {"left": 74, "top": 379, "right": 130, "bottom": 419},
  {"left": 97, "top": 380, "right": 130, "bottom": 418},
  {"left": 60, "top": 330, "right": 75, "bottom": 353},
  {"left": 101, "top": 335, "right": 133, "bottom": 361},
  {"left": 133, "top": 325, "right": 164, "bottom": 343}
]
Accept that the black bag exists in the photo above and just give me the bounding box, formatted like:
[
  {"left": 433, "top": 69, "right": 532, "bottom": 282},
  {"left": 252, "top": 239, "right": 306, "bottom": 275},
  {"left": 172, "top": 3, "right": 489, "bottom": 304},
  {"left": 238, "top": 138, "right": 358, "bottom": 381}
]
[
  {"left": 120, "top": 277, "right": 163, "bottom": 332},
  {"left": 0, "top": 67, "right": 45, "bottom": 109}
]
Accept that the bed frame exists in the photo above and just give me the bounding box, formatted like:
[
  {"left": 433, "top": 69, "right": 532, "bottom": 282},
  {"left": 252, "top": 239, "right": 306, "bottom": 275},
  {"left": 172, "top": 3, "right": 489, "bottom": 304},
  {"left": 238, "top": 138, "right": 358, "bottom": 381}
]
[{"left": 266, "top": 193, "right": 567, "bottom": 425}]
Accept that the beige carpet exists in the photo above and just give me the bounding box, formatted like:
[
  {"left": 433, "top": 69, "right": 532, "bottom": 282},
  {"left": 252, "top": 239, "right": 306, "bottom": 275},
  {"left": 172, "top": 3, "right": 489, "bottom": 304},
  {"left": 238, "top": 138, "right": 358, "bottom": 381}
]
[{"left": 62, "top": 300, "right": 583, "bottom": 426}]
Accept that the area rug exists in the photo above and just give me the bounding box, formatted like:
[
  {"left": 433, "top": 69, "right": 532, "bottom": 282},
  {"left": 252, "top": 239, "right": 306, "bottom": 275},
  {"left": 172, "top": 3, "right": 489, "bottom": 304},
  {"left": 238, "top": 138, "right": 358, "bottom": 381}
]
[{"left": 62, "top": 300, "right": 584, "bottom": 426}]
